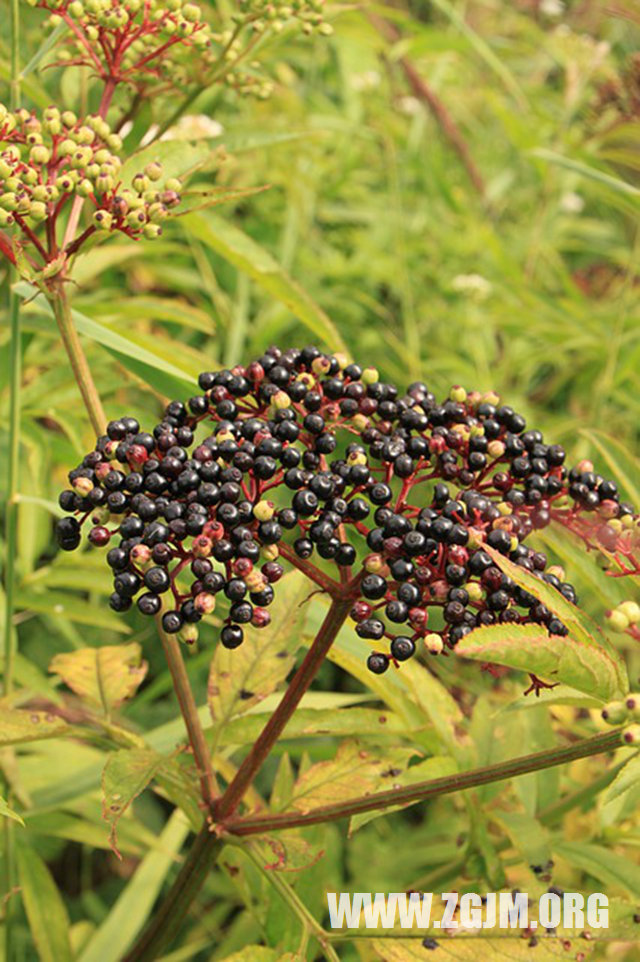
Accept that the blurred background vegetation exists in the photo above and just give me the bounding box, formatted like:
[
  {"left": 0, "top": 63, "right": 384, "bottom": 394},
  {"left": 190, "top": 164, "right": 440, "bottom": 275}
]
[{"left": 1, "top": 1, "right": 640, "bottom": 960}]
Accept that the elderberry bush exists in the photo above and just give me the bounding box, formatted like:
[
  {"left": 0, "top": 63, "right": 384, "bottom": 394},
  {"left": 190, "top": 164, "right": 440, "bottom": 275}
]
[{"left": 56, "top": 345, "right": 639, "bottom": 673}]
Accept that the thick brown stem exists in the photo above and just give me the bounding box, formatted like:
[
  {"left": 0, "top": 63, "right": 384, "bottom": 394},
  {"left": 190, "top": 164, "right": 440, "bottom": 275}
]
[
  {"left": 48, "top": 284, "right": 106, "bottom": 437},
  {"left": 157, "top": 619, "right": 218, "bottom": 806},
  {"left": 215, "top": 596, "right": 353, "bottom": 822},
  {"left": 121, "top": 824, "right": 222, "bottom": 962}
]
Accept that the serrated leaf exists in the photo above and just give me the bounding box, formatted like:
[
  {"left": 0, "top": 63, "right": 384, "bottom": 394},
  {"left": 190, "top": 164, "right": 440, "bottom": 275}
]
[
  {"left": 483, "top": 544, "right": 624, "bottom": 664},
  {"left": 101, "top": 749, "right": 167, "bottom": 858},
  {"left": 16, "top": 843, "right": 73, "bottom": 962},
  {"left": 456, "top": 622, "right": 624, "bottom": 701},
  {"left": 288, "top": 740, "right": 420, "bottom": 816},
  {"left": 208, "top": 570, "right": 310, "bottom": 728},
  {"left": 599, "top": 752, "right": 640, "bottom": 826},
  {"left": 0, "top": 706, "right": 70, "bottom": 745},
  {"left": 185, "top": 211, "right": 347, "bottom": 353},
  {"left": 49, "top": 643, "right": 147, "bottom": 715}
]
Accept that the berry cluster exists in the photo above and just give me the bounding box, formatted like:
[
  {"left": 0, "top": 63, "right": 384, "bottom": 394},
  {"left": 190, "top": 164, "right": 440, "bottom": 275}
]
[
  {"left": 0, "top": 105, "right": 181, "bottom": 264},
  {"left": 55, "top": 347, "right": 639, "bottom": 672},
  {"left": 31, "top": 0, "right": 211, "bottom": 91}
]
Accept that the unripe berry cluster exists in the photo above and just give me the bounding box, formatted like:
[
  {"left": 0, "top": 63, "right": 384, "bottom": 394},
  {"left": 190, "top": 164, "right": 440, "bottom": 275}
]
[
  {"left": 31, "top": 0, "right": 212, "bottom": 90},
  {"left": 0, "top": 104, "right": 181, "bottom": 261},
  {"left": 55, "top": 346, "right": 639, "bottom": 670}
]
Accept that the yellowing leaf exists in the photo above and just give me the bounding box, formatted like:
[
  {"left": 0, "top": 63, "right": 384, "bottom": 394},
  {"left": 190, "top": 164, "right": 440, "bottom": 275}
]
[
  {"left": 49, "top": 643, "right": 147, "bottom": 715},
  {"left": 456, "top": 622, "right": 624, "bottom": 701},
  {"left": 289, "top": 740, "right": 421, "bottom": 816},
  {"left": 0, "top": 706, "right": 70, "bottom": 745}
]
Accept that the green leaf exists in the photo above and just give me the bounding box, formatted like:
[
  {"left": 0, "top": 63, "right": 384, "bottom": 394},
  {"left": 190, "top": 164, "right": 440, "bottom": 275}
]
[
  {"left": 16, "top": 843, "right": 73, "bottom": 962},
  {"left": 600, "top": 752, "right": 640, "bottom": 826},
  {"left": 14, "top": 587, "right": 131, "bottom": 633},
  {"left": 120, "top": 139, "right": 218, "bottom": 185},
  {"left": 217, "top": 706, "right": 413, "bottom": 746},
  {"left": 185, "top": 212, "right": 348, "bottom": 353},
  {"left": 553, "top": 840, "right": 640, "bottom": 899},
  {"left": 15, "top": 283, "right": 197, "bottom": 398},
  {"left": 0, "top": 795, "right": 24, "bottom": 826},
  {"left": 78, "top": 811, "right": 191, "bottom": 962},
  {"left": 456, "top": 622, "right": 624, "bottom": 701},
  {"left": 531, "top": 149, "right": 640, "bottom": 202},
  {"left": 0, "top": 706, "right": 70, "bottom": 746},
  {"left": 101, "top": 748, "right": 167, "bottom": 857},
  {"left": 49, "top": 643, "right": 148, "bottom": 715},
  {"left": 218, "top": 949, "right": 285, "bottom": 962},
  {"left": 208, "top": 569, "right": 310, "bottom": 729},
  {"left": 579, "top": 429, "right": 640, "bottom": 506},
  {"left": 494, "top": 811, "right": 552, "bottom": 874}
]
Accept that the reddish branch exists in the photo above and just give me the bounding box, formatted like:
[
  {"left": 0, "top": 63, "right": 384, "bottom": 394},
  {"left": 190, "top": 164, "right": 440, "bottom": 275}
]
[{"left": 367, "top": 10, "right": 486, "bottom": 197}]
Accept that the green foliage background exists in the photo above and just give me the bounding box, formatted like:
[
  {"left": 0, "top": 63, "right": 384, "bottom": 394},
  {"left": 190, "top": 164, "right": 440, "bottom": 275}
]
[{"left": 1, "top": 1, "right": 639, "bottom": 960}]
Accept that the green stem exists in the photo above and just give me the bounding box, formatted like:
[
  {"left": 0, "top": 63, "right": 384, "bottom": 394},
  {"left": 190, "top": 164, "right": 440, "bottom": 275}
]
[
  {"left": 157, "top": 619, "right": 218, "bottom": 806},
  {"left": 48, "top": 283, "right": 106, "bottom": 437},
  {"left": 121, "top": 824, "right": 223, "bottom": 962},
  {"left": 215, "top": 596, "right": 353, "bottom": 822},
  {"left": 226, "top": 729, "right": 623, "bottom": 835},
  {"left": 3, "top": 6, "right": 20, "bottom": 960},
  {"left": 240, "top": 841, "right": 341, "bottom": 962}
]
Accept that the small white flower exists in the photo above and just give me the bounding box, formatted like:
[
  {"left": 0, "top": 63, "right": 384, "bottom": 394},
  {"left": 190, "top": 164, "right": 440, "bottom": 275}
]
[
  {"left": 540, "top": 0, "right": 565, "bottom": 16},
  {"left": 398, "top": 96, "right": 421, "bottom": 116},
  {"left": 559, "top": 191, "right": 584, "bottom": 213},
  {"left": 351, "top": 70, "right": 381, "bottom": 92},
  {"left": 451, "top": 273, "right": 493, "bottom": 301},
  {"left": 161, "top": 115, "right": 224, "bottom": 141}
]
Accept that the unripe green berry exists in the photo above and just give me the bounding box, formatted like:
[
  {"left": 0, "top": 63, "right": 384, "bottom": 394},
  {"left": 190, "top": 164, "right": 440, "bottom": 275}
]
[
  {"left": 29, "top": 201, "right": 47, "bottom": 222},
  {"left": 618, "top": 601, "right": 640, "bottom": 624},
  {"left": 254, "top": 500, "right": 275, "bottom": 522},
  {"left": 450, "top": 385, "right": 467, "bottom": 404},
  {"left": 143, "top": 223, "right": 162, "bottom": 239},
  {"left": 183, "top": 3, "right": 201, "bottom": 21},
  {"left": 621, "top": 724, "right": 640, "bottom": 745},
  {"left": 30, "top": 144, "right": 51, "bottom": 165},
  {"left": 0, "top": 192, "right": 17, "bottom": 211},
  {"left": 601, "top": 700, "right": 628, "bottom": 725},
  {"left": 607, "top": 609, "right": 630, "bottom": 633},
  {"left": 144, "top": 161, "right": 163, "bottom": 182},
  {"left": 93, "top": 209, "right": 113, "bottom": 229}
]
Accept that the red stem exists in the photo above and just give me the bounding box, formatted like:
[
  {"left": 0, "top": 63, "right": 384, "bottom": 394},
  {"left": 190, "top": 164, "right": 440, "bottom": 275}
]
[{"left": 215, "top": 596, "right": 353, "bottom": 822}]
